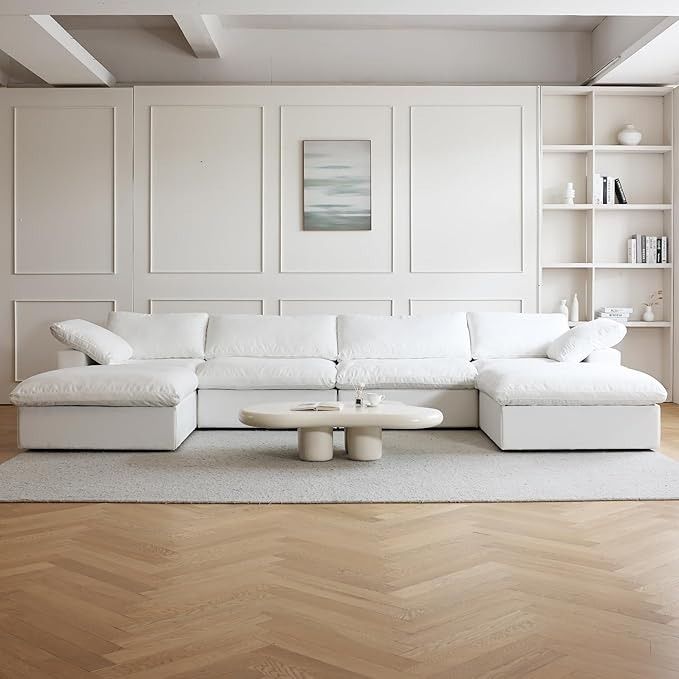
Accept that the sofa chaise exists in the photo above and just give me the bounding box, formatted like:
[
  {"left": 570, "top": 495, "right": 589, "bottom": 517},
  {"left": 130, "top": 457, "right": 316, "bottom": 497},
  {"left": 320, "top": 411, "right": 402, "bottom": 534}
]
[{"left": 10, "top": 312, "right": 667, "bottom": 451}]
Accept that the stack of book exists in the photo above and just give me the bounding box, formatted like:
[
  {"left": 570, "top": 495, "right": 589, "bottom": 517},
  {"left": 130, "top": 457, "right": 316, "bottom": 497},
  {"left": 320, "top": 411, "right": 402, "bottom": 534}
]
[
  {"left": 593, "top": 174, "right": 627, "bottom": 205},
  {"left": 627, "top": 235, "right": 669, "bottom": 263},
  {"left": 596, "top": 307, "right": 632, "bottom": 324}
]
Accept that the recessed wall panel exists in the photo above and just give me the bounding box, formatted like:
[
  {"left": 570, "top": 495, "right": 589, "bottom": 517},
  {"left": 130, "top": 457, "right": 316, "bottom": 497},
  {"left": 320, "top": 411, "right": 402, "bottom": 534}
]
[
  {"left": 280, "top": 299, "right": 392, "bottom": 315},
  {"left": 410, "top": 299, "right": 523, "bottom": 314},
  {"left": 150, "top": 299, "right": 263, "bottom": 314},
  {"left": 150, "top": 105, "right": 262, "bottom": 272},
  {"left": 14, "top": 107, "right": 115, "bottom": 274},
  {"left": 281, "top": 105, "right": 393, "bottom": 273},
  {"left": 14, "top": 300, "right": 115, "bottom": 380},
  {"left": 411, "top": 105, "right": 524, "bottom": 273}
]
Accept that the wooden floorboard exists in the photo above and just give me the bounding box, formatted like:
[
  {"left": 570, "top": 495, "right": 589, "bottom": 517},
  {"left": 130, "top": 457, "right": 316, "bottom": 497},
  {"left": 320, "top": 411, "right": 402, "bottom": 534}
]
[{"left": 1, "top": 404, "right": 679, "bottom": 678}]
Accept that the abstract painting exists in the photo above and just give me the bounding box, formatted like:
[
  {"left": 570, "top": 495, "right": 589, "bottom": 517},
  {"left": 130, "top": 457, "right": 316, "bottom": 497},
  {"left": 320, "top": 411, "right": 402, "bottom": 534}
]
[{"left": 303, "top": 140, "right": 371, "bottom": 231}]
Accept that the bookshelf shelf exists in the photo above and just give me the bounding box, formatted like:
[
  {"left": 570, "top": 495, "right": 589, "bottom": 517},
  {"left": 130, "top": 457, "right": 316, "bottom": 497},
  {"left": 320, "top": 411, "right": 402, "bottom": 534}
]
[
  {"left": 594, "top": 263, "right": 672, "bottom": 269},
  {"left": 543, "top": 263, "right": 592, "bottom": 269},
  {"left": 540, "top": 86, "right": 674, "bottom": 394},
  {"left": 543, "top": 144, "right": 592, "bottom": 153},
  {"left": 568, "top": 320, "right": 671, "bottom": 328},
  {"left": 595, "top": 145, "right": 671, "bottom": 154},
  {"left": 543, "top": 204, "right": 593, "bottom": 210},
  {"left": 594, "top": 204, "right": 671, "bottom": 211}
]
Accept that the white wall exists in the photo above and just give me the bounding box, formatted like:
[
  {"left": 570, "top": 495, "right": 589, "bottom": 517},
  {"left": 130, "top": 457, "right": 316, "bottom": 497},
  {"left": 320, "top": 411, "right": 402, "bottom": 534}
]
[
  {"left": 68, "top": 27, "right": 592, "bottom": 85},
  {"left": 0, "top": 84, "right": 538, "bottom": 401}
]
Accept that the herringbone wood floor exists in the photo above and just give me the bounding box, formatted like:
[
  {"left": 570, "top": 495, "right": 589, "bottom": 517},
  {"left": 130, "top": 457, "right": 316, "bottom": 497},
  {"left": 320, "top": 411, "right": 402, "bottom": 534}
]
[{"left": 1, "top": 405, "right": 679, "bottom": 678}]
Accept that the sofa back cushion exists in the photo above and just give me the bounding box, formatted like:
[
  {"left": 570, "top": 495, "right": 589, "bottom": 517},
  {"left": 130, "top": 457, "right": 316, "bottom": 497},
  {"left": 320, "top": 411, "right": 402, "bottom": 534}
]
[
  {"left": 205, "top": 315, "right": 337, "bottom": 359},
  {"left": 467, "top": 312, "right": 569, "bottom": 359},
  {"left": 107, "top": 312, "right": 208, "bottom": 359},
  {"left": 338, "top": 314, "right": 471, "bottom": 360}
]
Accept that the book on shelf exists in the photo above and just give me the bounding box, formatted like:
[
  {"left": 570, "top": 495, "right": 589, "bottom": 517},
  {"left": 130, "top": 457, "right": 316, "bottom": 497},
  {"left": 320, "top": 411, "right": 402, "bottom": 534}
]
[
  {"left": 614, "top": 178, "right": 627, "bottom": 204},
  {"left": 593, "top": 173, "right": 603, "bottom": 205},
  {"left": 627, "top": 235, "right": 669, "bottom": 264},
  {"left": 595, "top": 175, "right": 627, "bottom": 204},
  {"left": 596, "top": 309, "right": 630, "bottom": 323},
  {"left": 291, "top": 402, "right": 344, "bottom": 412}
]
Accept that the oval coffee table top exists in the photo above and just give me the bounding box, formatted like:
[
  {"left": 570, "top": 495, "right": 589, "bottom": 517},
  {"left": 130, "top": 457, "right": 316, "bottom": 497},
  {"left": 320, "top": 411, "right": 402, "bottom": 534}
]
[{"left": 239, "top": 401, "right": 443, "bottom": 429}]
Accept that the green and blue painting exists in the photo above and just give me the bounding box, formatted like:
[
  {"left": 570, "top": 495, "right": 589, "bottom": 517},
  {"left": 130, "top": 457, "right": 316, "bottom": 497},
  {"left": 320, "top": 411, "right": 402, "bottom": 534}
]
[{"left": 303, "top": 139, "right": 371, "bottom": 231}]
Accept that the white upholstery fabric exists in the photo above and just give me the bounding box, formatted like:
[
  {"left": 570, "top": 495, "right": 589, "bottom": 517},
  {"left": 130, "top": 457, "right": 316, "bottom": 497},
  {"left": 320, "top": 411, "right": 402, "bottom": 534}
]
[
  {"left": 107, "top": 312, "right": 208, "bottom": 359},
  {"left": 10, "top": 365, "right": 198, "bottom": 407},
  {"left": 477, "top": 362, "right": 667, "bottom": 406},
  {"left": 197, "top": 358, "right": 336, "bottom": 389},
  {"left": 17, "top": 394, "right": 196, "bottom": 451},
  {"left": 50, "top": 319, "right": 132, "bottom": 365},
  {"left": 584, "top": 348, "right": 622, "bottom": 365},
  {"left": 124, "top": 358, "right": 204, "bottom": 370},
  {"left": 336, "top": 358, "right": 477, "bottom": 389},
  {"left": 57, "top": 349, "right": 93, "bottom": 369},
  {"left": 547, "top": 319, "right": 626, "bottom": 363},
  {"left": 467, "top": 312, "right": 569, "bottom": 359},
  {"left": 473, "top": 357, "right": 554, "bottom": 374},
  {"left": 338, "top": 314, "right": 471, "bottom": 360},
  {"left": 205, "top": 315, "right": 337, "bottom": 360}
]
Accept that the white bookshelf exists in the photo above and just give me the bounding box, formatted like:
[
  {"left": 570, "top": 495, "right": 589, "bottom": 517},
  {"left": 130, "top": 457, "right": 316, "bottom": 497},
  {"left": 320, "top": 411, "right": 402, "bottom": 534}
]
[{"left": 539, "top": 86, "right": 674, "bottom": 395}]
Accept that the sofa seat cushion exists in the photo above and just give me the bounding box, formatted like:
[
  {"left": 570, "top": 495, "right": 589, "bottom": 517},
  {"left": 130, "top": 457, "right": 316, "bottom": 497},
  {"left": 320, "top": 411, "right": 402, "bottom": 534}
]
[
  {"left": 124, "top": 358, "right": 204, "bottom": 371},
  {"left": 10, "top": 365, "right": 198, "bottom": 407},
  {"left": 336, "top": 359, "right": 477, "bottom": 389},
  {"left": 477, "top": 361, "right": 667, "bottom": 406},
  {"left": 197, "top": 358, "right": 337, "bottom": 390}
]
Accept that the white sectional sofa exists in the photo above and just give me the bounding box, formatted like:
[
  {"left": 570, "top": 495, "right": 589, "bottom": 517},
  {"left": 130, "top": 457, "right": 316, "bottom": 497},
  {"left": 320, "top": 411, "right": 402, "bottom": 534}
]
[{"left": 10, "top": 311, "right": 668, "bottom": 451}]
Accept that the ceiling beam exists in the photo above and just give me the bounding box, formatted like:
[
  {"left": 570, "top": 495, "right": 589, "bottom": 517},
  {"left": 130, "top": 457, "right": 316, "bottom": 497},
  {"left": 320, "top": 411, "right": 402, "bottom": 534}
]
[
  {"left": 1, "top": 1, "right": 678, "bottom": 15},
  {"left": 174, "top": 15, "right": 223, "bottom": 58},
  {"left": 0, "top": 15, "right": 114, "bottom": 85},
  {"left": 588, "top": 16, "right": 678, "bottom": 82}
]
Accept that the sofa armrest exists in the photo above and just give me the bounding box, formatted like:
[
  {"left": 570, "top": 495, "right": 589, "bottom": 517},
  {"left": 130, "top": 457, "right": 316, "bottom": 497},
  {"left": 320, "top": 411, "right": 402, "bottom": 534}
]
[
  {"left": 583, "top": 348, "right": 622, "bottom": 366},
  {"left": 57, "top": 349, "right": 94, "bottom": 369}
]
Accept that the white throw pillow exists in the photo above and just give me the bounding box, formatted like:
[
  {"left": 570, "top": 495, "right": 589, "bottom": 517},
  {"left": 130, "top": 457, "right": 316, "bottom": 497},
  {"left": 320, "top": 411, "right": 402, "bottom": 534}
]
[
  {"left": 107, "top": 311, "right": 208, "bottom": 359},
  {"left": 50, "top": 319, "right": 133, "bottom": 365},
  {"left": 547, "top": 319, "right": 626, "bottom": 363}
]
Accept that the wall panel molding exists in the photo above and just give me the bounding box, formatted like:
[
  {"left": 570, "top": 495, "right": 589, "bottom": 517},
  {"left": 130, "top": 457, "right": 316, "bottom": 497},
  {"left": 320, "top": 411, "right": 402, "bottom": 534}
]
[
  {"left": 279, "top": 104, "right": 394, "bottom": 274},
  {"left": 148, "top": 104, "right": 264, "bottom": 274},
  {"left": 409, "top": 104, "right": 526, "bottom": 274},
  {"left": 279, "top": 298, "right": 394, "bottom": 315},
  {"left": 409, "top": 298, "right": 525, "bottom": 314},
  {"left": 13, "top": 105, "right": 117, "bottom": 275},
  {"left": 149, "top": 298, "right": 264, "bottom": 314}
]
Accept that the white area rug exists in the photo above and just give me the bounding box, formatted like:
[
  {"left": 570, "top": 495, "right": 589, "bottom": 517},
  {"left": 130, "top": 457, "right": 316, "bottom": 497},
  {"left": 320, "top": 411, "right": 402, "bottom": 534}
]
[{"left": 1, "top": 429, "right": 679, "bottom": 503}]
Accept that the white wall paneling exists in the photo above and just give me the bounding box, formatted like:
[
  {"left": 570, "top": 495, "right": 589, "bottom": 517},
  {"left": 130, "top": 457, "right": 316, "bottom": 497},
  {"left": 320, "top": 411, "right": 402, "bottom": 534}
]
[
  {"left": 410, "top": 89, "right": 537, "bottom": 275},
  {"left": 148, "top": 104, "right": 263, "bottom": 273},
  {"left": 13, "top": 299, "right": 116, "bottom": 381},
  {"left": 409, "top": 299, "right": 524, "bottom": 314},
  {"left": 149, "top": 299, "right": 263, "bottom": 314},
  {"left": 0, "top": 87, "right": 133, "bottom": 401},
  {"left": 280, "top": 104, "right": 394, "bottom": 274},
  {"left": 13, "top": 106, "right": 116, "bottom": 274},
  {"left": 0, "top": 85, "right": 543, "bottom": 401},
  {"left": 279, "top": 299, "right": 393, "bottom": 315}
]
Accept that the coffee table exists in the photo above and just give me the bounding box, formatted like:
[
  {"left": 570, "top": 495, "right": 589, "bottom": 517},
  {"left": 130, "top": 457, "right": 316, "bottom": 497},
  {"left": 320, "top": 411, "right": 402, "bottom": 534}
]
[{"left": 238, "top": 401, "right": 443, "bottom": 462}]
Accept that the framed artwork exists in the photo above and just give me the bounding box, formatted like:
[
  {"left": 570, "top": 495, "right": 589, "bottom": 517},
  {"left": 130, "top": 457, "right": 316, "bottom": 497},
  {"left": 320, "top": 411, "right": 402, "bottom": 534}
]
[{"left": 303, "top": 139, "right": 371, "bottom": 231}]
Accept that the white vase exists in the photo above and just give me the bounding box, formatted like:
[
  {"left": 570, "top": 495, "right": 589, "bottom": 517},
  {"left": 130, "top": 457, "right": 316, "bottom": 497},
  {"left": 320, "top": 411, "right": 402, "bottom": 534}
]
[
  {"left": 642, "top": 304, "right": 655, "bottom": 322},
  {"left": 569, "top": 293, "right": 579, "bottom": 323},
  {"left": 617, "top": 124, "right": 642, "bottom": 146},
  {"left": 558, "top": 299, "right": 568, "bottom": 317}
]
